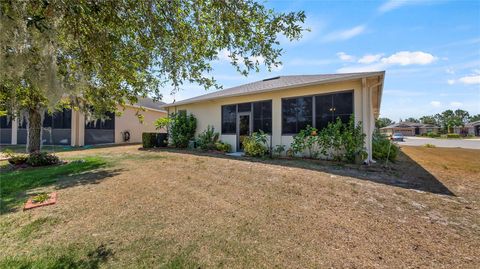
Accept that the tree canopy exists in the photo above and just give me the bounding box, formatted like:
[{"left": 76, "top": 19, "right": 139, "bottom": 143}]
[{"left": 0, "top": 0, "right": 306, "bottom": 151}]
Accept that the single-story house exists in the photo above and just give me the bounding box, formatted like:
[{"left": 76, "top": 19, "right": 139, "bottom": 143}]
[
  {"left": 380, "top": 122, "right": 440, "bottom": 136},
  {"left": 163, "top": 71, "right": 385, "bottom": 162},
  {"left": 453, "top": 120, "right": 480, "bottom": 136},
  {"left": 0, "top": 98, "right": 166, "bottom": 146}
]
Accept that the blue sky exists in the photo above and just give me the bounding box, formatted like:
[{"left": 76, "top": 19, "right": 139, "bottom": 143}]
[{"left": 161, "top": 0, "right": 480, "bottom": 121}]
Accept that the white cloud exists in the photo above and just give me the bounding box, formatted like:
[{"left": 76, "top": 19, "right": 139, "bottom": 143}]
[
  {"left": 458, "top": 74, "right": 480, "bottom": 84},
  {"left": 336, "top": 50, "right": 437, "bottom": 73},
  {"left": 378, "top": 0, "right": 410, "bottom": 13},
  {"left": 450, "top": 101, "right": 463, "bottom": 107},
  {"left": 378, "top": 0, "right": 443, "bottom": 14},
  {"left": 336, "top": 52, "right": 355, "bottom": 62},
  {"left": 323, "top": 25, "right": 366, "bottom": 42},
  {"left": 430, "top": 101, "right": 441, "bottom": 107},
  {"left": 358, "top": 54, "right": 384, "bottom": 64},
  {"left": 381, "top": 51, "right": 437, "bottom": 66},
  {"left": 447, "top": 70, "right": 480, "bottom": 85}
]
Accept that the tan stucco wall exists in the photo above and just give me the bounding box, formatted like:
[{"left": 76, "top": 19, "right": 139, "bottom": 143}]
[
  {"left": 167, "top": 79, "right": 376, "bottom": 158},
  {"left": 114, "top": 106, "right": 167, "bottom": 144}
]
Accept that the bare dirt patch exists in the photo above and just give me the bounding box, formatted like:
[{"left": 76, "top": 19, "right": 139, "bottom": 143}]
[{"left": 1, "top": 145, "right": 479, "bottom": 268}]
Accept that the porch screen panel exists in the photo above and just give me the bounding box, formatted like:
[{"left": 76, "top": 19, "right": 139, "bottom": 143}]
[
  {"left": 85, "top": 111, "right": 115, "bottom": 145},
  {"left": 0, "top": 116, "right": 12, "bottom": 144},
  {"left": 282, "top": 97, "right": 312, "bottom": 134},
  {"left": 253, "top": 100, "right": 272, "bottom": 133},
  {"left": 221, "top": 105, "right": 236, "bottom": 134}
]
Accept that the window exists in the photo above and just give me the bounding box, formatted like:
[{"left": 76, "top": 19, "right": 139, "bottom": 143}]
[
  {"left": 253, "top": 100, "right": 272, "bottom": 133},
  {"left": 221, "top": 105, "right": 236, "bottom": 134},
  {"left": 0, "top": 116, "right": 12, "bottom": 128},
  {"left": 282, "top": 97, "right": 313, "bottom": 134},
  {"left": 282, "top": 91, "right": 353, "bottom": 134},
  {"left": 177, "top": 110, "right": 187, "bottom": 116},
  {"left": 315, "top": 91, "right": 353, "bottom": 130},
  {"left": 237, "top": 102, "right": 251, "bottom": 112},
  {"left": 85, "top": 111, "right": 115, "bottom": 129},
  {"left": 43, "top": 109, "right": 72, "bottom": 129}
]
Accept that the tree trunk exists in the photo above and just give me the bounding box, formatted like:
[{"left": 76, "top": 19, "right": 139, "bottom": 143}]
[{"left": 27, "top": 109, "right": 42, "bottom": 153}]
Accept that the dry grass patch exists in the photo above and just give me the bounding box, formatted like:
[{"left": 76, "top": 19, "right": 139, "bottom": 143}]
[{"left": 0, "top": 145, "right": 479, "bottom": 268}]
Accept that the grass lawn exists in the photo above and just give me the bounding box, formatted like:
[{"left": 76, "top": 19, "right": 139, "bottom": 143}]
[{"left": 0, "top": 145, "right": 479, "bottom": 268}]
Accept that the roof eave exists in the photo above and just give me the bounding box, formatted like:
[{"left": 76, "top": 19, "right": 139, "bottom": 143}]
[{"left": 162, "top": 71, "right": 386, "bottom": 108}]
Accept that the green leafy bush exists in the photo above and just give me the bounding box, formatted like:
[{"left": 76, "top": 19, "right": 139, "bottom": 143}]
[
  {"left": 243, "top": 131, "right": 269, "bottom": 157},
  {"left": 197, "top": 126, "right": 219, "bottom": 150},
  {"left": 142, "top": 133, "right": 168, "bottom": 148},
  {"left": 273, "top": 145, "right": 286, "bottom": 157},
  {"left": 446, "top": 133, "right": 460, "bottom": 139},
  {"left": 342, "top": 117, "right": 367, "bottom": 163},
  {"left": 6, "top": 152, "right": 29, "bottom": 165},
  {"left": 290, "top": 117, "right": 366, "bottom": 163},
  {"left": 426, "top": 132, "right": 440, "bottom": 138},
  {"left": 168, "top": 112, "right": 197, "bottom": 148},
  {"left": 215, "top": 141, "right": 231, "bottom": 153},
  {"left": 291, "top": 126, "right": 320, "bottom": 158},
  {"left": 26, "top": 152, "right": 60, "bottom": 167},
  {"left": 142, "top": 133, "right": 157, "bottom": 148},
  {"left": 372, "top": 132, "right": 398, "bottom": 162},
  {"left": 32, "top": 193, "right": 50, "bottom": 203}
]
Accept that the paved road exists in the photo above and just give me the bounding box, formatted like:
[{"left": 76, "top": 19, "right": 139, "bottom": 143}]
[{"left": 397, "top": 137, "right": 480, "bottom": 149}]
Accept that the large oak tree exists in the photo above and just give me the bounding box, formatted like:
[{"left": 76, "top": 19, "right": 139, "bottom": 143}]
[{"left": 0, "top": 0, "right": 306, "bottom": 152}]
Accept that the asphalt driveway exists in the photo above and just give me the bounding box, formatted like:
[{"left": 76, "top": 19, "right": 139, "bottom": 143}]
[{"left": 398, "top": 137, "right": 480, "bottom": 149}]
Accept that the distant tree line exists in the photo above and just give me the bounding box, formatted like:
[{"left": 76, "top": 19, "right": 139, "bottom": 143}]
[{"left": 376, "top": 109, "right": 480, "bottom": 133}]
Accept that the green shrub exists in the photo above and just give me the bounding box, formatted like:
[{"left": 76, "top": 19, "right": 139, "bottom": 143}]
[
  {"left": 446, "top": 133, "right": 460, "bottom": 139},
  {"left": 291, "top": 126, "right": 320, "bottom": 158},
  {"left": 342, "top": 117, "right": 367, "bottom": 163},
  {"left": 426, "top": 132, "right": 440, "bottom": 138},
  {"left": 423, "top": 143, "right": 436, "bottom": 148},
  {"left": 142, "top": 133, "right": 157, "bottom": 148},
  {"left": 26, "top": 152, "right": 60, "bottom": 167},
  {"left": 197, "top": 126, "right": 219, "bottom": 150},
  {"left": 372, "top": 132, "right": 398, "bottom": 162},
  {"left": 6, "top": 152, "right": 29, "bottom": 165},
  {"left": 290, "top": 117, "right": 366, "bottom": 163},
  {"left": 273, "top": 145, "right": 286, "bottom": 157},
  {"left": 162, "top": 112, "right": 197, "bottom": 148},
  {"left": 243, "top": 131, "right": 269, "bottom": 157},
  {"left": 215, "top": 141, "right": 231, "bottom": 153}
]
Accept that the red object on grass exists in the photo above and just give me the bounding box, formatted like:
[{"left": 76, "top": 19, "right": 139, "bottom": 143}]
[{"left": 23, "top": 192, "right": 57, "bottom": 211}]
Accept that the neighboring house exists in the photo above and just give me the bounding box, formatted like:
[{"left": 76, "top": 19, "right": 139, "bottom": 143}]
[
  {"left": 0, "top": 97, "right": 166, "bottom": 146},
  {"left": 380, "top": 122, "right": 440, "bottom": 136},
  {"left": 163, "top": 71, "right": 385, "bottom": 162},
  {"left": 453, "top": 120, "right": 480, "bottom": 136}
]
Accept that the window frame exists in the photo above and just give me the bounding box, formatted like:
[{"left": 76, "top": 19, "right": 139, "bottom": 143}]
[
  {"left": 252, "top": 100, "right": 272, "bottom": 134},
  {"left": 221, "top": 100, "right": 273, "bottom": 135},
  {"left": 221, "top": 104, "right": 237, "bottom": 135},
  {"left": 281, "top": 90, "right": 354, "bottom": 135}
]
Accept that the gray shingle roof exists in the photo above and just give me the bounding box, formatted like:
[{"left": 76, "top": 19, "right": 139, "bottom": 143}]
[
  {"left": 381, "top": 122, "right": 440, "bottom": 129},
  {"left": 162, "top": 71, "right": 385, "bottom": 108},
  {"left": 132, "top": 97, "right": 166, "bottom": 112},
  {"left": 466, "top": 120, "right": 480, "bottom": 127}
]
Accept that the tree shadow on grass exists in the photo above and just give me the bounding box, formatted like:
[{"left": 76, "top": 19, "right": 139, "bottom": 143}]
[
  {"left": 145, "top": 147, "right": 454, "bottom": 196},
  {"left": 0, "top": 159, "right": 123, "bottom": 214}
]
